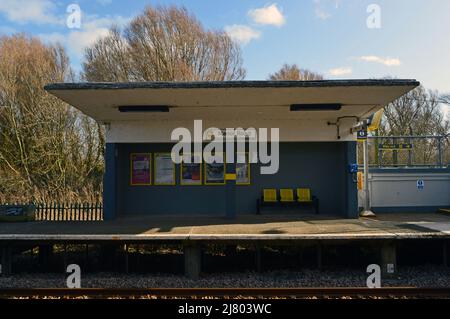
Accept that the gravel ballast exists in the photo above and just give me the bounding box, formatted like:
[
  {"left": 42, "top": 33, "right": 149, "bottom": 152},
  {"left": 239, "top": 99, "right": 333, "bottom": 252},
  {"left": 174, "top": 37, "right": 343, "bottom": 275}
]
[{"left": 1, "top": 266, "right": 449, "bottom": 288}]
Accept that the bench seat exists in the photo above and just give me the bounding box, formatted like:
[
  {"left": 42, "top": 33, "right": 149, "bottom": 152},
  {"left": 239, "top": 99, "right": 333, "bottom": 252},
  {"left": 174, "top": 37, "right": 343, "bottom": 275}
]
[{"left": 256, "top": 188, "right": 319, "bottom": 215}]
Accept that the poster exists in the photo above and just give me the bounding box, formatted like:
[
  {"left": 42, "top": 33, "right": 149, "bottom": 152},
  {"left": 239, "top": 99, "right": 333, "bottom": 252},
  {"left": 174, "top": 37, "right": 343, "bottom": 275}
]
[
  {"left": 205, "top": 156, "right": 225, "bottom": 185},
  {"left": 154, "top": 153, "right": 175, "bottom": 185},
  {"left": 130, "top": 153, "right": 151, "bottom": 185},
  {"left": 181, "top": 154, "right": 202, "bottom": 185},
  {"left": 236, "top": 153, "right": 250, "bottom": 185}
]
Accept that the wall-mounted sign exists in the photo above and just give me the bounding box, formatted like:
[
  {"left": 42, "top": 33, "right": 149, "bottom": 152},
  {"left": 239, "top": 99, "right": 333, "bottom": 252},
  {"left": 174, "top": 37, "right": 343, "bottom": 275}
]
[
  {"left": 357, "top": 129, "right": 367, "bottom": 140},
  {"left": 154, "top": 153, "right": 175, "bottom": 185},
  {"left": 181, "top": 154, "right": 202, "bottom": 185},
  {"left": 378, "top": 143, "right": 412, "bottom": 150},
  {"left": 417, "top": 179, "right": 424, "bottom": 190},
  {"left": 348, "top": 163, "right": 359, "bottom": 174},
  {"left": 130, "top": 153, "right": 151, "bottom": 185}
]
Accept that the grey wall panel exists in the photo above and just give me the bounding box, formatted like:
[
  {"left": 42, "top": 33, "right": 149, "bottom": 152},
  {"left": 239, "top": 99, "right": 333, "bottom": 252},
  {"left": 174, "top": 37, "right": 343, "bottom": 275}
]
[
  {"left": 235, "top": 143, "right": 349, "bottom": 215},
  {"left": 117, "top": 143, "right": 227, "bottom": 215},
  {"left": 359, "top": 171, "right": 450, "bottom": 212}
]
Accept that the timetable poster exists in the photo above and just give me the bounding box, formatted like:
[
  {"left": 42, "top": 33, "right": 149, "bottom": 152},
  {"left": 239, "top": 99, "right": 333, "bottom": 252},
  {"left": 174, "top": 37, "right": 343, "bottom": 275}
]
[{"left": 155, "top": 153, "right": 175, "bottom": 185}]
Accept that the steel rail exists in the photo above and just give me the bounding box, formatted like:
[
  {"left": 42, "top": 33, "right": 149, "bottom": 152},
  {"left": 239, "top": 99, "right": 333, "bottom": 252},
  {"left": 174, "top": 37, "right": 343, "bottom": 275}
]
[{"left": 0, "top": 287, "right": 449, "bottom": 298}]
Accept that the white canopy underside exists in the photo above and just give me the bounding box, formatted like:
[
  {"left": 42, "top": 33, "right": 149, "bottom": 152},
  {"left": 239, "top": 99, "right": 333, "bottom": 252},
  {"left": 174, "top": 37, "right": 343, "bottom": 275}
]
[{"left": 45, "top": 80, "right": 419, "bottom": 142}]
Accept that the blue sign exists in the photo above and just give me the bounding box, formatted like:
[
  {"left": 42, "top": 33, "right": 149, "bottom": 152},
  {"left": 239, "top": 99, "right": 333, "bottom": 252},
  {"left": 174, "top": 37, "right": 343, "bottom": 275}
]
[
  {"left": 417, "top": 179, "right": 424, "bottom": 190},
  {"left": 348, "top": 164, "right": 359, "bottom": 173}
]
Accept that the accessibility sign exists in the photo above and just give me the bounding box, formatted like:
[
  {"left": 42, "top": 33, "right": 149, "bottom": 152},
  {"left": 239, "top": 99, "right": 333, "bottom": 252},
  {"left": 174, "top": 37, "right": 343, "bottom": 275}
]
[{"left": 416, "top": 179, "right": 425, "bottom": 190}]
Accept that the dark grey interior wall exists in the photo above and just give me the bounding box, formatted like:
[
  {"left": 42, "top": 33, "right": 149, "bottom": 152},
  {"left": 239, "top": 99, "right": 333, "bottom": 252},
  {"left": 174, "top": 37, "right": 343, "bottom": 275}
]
[
  {"left": 236, "top": 143, "right": 347, "bottom": 215},
  {"left": 117, "top": 143, "right": 227, "bottom": 215},
  {"left": 116, "top": 142, "right": 353, "bottom": 216}
]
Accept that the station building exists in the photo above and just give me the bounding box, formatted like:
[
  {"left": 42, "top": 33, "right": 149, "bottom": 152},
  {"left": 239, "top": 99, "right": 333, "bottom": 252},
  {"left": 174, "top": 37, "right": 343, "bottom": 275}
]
[{"left": 45, "top": 80, "right": 419, "bottom": 220}]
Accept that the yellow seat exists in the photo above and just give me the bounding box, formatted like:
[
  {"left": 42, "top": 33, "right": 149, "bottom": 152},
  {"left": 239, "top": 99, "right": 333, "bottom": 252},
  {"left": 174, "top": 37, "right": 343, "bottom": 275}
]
[
  {"left": 297, "top": 188, "right": 312, "bottom": 202},
  {"left": 263, "top": 189, "right": 278, "bottom": 202},
  {"left": 280, "top": 189, "right": 294, "bottom": 202}
]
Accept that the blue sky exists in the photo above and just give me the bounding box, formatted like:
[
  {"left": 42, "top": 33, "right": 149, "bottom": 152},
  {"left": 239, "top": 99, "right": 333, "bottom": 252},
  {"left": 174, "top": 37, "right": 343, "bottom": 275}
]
[{"left": 0, "top": 0, "right": 450, "bottom": 97}]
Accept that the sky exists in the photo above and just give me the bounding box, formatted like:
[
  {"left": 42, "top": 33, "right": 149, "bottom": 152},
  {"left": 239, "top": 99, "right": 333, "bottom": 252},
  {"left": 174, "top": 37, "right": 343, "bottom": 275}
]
[{"left": 0, "top": 0, "right": 450, "bottom": 101}]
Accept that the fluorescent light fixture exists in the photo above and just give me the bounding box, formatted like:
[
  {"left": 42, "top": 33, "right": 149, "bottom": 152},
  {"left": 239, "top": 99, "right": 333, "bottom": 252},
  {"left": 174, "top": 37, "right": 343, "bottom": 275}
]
[
  {"left": 290, "top": 104, "right": 342, "bottom": 111},
  {"left": 118, "top": 105, "right": 170, "bottom": 112}
]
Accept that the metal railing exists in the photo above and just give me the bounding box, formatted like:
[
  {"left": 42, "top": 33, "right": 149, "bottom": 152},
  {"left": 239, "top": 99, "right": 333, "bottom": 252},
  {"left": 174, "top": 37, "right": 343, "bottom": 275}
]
[
  {"left": 357, "top": 135, "right": 449, "bottom": 168},
  {"left": 0, "top": 202, "right": 103, "bottom": 221}
]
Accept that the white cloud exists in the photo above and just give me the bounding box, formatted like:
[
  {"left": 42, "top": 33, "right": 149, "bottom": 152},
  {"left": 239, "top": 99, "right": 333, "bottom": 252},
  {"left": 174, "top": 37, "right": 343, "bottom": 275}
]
[
  {"left": 314, "top": 0, "right": 340, "bottom": 20},
  {"left": 83, "top": 15, "right": 131, "bottom": 29},
  {"left": 67, "top": 27, "right": 110, "bottom": 56},
  {"left": 443, "top": 105, "right": 450, "bottom": 120},
  {"left": 328, "top": 67, "right": 352, "bottom": 76},
  {"left": 39, "top": 15, "right": 130, "bottom": 58},
  {"left": 225, "top": 25, "right": 261, "bottom": 45},
  {"left": 314, "top": 0, "right": 331, "bottom": 20},
  {"left": 38, "top": 32, "right": 67, "bottom": 44},
  {"left": 315, "top": 8, "right": 331, "bottom": 20},
  {"left": 248, "top": 3, "right": 285, "bottom": 27},
  {"left": 357, "top": 55, "right": 402, "bottom": 66},
  {"left": 0, "top": 0, "right": 61, "bottom": 25}
]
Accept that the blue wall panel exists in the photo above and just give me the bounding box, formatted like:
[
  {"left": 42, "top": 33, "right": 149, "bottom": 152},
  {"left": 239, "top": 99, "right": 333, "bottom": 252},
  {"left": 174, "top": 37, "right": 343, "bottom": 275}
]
[
  {"left": 103, "top": 143, "right": 117, "bottom": 220},
  {"left": 344, "top": 142, "right": 358, "bottom": 218}
]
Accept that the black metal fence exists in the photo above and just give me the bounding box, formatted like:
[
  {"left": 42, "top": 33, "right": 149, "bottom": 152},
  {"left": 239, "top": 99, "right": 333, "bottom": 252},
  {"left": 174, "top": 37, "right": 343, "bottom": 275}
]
[
  {"left": 357, "top": 135, "right": 450, "bottom": 168},
  {"left": 0, "top": 202, "right": 103, "bottom": 221}
]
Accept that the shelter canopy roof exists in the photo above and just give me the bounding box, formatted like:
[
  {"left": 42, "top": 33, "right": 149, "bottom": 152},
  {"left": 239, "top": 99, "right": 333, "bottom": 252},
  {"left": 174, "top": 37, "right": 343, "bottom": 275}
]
[{"left": 45, "top": 80, "right": 419, "bottom": 122}]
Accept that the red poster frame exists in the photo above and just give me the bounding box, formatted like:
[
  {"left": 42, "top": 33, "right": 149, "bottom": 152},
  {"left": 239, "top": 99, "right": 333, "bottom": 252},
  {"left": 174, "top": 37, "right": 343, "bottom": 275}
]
[{"left": 130, "top": 153, "right": 151, "bottom": 185}]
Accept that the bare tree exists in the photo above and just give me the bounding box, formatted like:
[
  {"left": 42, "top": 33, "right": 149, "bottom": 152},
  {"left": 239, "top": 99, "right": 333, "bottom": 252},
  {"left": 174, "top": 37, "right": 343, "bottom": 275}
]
[
  {"left": 0, "top": 34, "right": 104, "bottom": 202},
  {"left": 83, "top": 26, "right": 133, "bottom": 82},
  {"left": 380, "top": 86, "right": 449, "bottom": 136},
  {"left": 268, "top": 64, "right": 324, "bottom": 81},
  {"left": 370, "top": 85, "right": 450, "bottom": 166},
  {"left": 82, "top": 5, "right": 246, "bottom": 81},
  {"left": 441, "top": 94, "right": 450, "bottom": 107}
]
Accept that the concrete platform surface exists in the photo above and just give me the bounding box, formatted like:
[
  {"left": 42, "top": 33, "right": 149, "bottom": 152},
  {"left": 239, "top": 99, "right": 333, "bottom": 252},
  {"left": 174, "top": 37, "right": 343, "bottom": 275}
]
[{"left": 0, "top": 213, "right": 449, "bottom": 241}]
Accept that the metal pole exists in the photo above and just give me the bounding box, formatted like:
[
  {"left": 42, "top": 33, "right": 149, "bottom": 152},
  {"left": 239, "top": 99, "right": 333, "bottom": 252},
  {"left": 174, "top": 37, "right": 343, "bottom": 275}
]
[
  {"left": 408, "top": 137, "right": 412, "bottom": 167},
  {"left": 438, "top": 137, "right": 443, "bottom": 167},
  {"left": 374, "top": 129, "right": 379, "bottom": 167},
  {"left": 378, "top": 137, "right": 383, "bottom": 168},
  {"left": 392, "top": 137, "right": 398, "bottom": 166},
  {"left": 361, "top": 121, "right": 375, "bottom": 217}
]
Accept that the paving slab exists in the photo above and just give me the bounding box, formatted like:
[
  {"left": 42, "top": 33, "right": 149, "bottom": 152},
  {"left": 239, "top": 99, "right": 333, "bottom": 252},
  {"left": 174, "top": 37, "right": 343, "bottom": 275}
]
[{"left": 0, "top": 213, "right": 448, "bottom": 241}]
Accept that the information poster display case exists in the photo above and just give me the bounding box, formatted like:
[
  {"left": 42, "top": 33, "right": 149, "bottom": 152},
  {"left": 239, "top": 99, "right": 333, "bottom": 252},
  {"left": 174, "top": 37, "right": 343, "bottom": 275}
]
[
  {"left": 181, "top": 154, "right": 202, "bottom": 185},
  {"left": 154, "top": 153, "right": 175, "bottom": 185},
  {"left": 205, "top": 154, "right": 226, "bottom": 185},
  {"left": 130, "top": 153, "right": 151, "bottom": 185}
]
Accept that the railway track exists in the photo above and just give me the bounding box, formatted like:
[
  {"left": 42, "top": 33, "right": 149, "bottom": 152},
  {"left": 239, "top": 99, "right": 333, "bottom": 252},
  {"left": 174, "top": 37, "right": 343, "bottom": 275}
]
[{"left": 0, "top": 287, "right": 449, "bottom": 299}]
